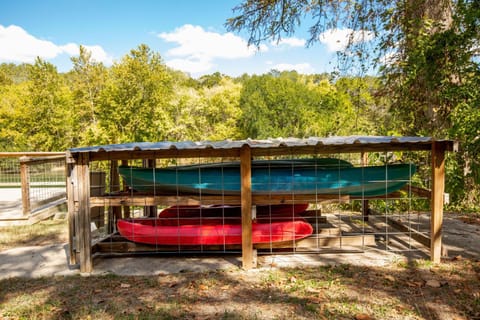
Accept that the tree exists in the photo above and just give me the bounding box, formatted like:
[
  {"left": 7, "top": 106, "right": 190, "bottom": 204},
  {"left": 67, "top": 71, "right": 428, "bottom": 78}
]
[
  {"left": 237, "top": 71, "right": 353, "bottom": 138},
  {"left": 68, "top": 46, "right": 108, "bottom": 146},
  {"left": 227, "top": 0, "right": 480, "bottom": 209},
  {"left": 21, "top": 58, "right": 72, "bottom": 151},
  {"left": 97, "top": 44, "right": 174, "bottom": 144},
  {"left": 226, "top": 0, "right": 472, "bottom": 136},
  {"left": 0, "top": 81, "right": 29, "bottom": 150}
]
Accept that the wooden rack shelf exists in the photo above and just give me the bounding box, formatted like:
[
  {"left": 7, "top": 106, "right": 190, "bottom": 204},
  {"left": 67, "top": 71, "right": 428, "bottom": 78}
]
[{"left": 67, "top": 137, "right": 456, "bottom": 273}]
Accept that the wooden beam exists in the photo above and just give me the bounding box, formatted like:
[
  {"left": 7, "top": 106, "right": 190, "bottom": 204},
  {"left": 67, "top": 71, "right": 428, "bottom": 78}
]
[
  {"left": 93, "top": 234, "right": 375, "bottom": 253},
  {"left": 143, "top": 159, "right": 157, "bottom": 217},
  {"left": 241, "top": 145, "right": 255, "bottom": 269},
  {"left": 0, "top": 152, "right": 65, "bottom": 158},
  {"left": 431, "top": 141, "right": 446, "bottom": 263},
  {"left": 120, "top": 159, "right": 131, "bottom": 218},
  {"left": 19, "top": 157, "right": 30, "bottom": 216},
  {"left": 66, "top": 153, "right": 76, "bottom": 265},
  {"left": 76, "top": 153, "right": 92, "bottom": 273},
  {"left": 361, "top": 152, "right": 369, "bottom": 221},
  {"left": 386, "top": 217, "right": 430, "bottom": 248},
  {"left": 89, "top": 191, "right": 407, "bottom": 208}
]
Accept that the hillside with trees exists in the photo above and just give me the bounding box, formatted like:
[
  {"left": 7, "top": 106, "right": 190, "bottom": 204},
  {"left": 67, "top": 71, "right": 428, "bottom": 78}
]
[{"left": 0, "top": 0, "right": 478, "bottom": 210}]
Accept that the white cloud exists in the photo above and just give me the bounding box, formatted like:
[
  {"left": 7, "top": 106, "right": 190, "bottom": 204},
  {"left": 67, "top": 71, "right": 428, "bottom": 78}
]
[
  {"left": 0, "top": 25, "right": 62, "bottom": 62},
  {"left": 319, "top": 28, "right": 374, "bottom": 52},
  {"left": 166, "top": 57, "right": 214, "bottom": 74},
  {"left": 0, "top": 24, "right": 112, "bottom": 65},
  {"left": 271, "top": 37, "right": 306, "bottom": 47},
  {"left": 270, "top": 63, "right": 314, "bottom": 74},
  {"left": 158, "top": 24, "right": 266, "bottom": 74}
]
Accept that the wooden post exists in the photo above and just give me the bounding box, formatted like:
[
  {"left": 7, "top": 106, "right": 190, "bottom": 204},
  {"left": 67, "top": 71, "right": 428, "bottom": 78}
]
[
  {"left": 431, "top": 141, "right": 446, "bottom": 263},
  {"left": 361, "top": 151, "right": 369, "bottom": 221},
  {"left": 90, "top": 171, "right": 106, "bottom": 228},
  {"left": 144, "top": 159, "right": 157, "bottom": 217},
  {"left": 19, "top": 157, "right": 31, "bottom": 216},
  {"left": 240, "top": 145, "right": 255, "bottom": 269},
  {"left": 121, "top": 159, "right": 130, "bottom": 218},
  {"left": 66, "top": 153, "right": 77, "bottom": 265},
  {"left": 107, "top": 160, "right": 120, "bottom": 233},
  {"left": 76, "top": 153, "right": 92, "bottom": 273}
]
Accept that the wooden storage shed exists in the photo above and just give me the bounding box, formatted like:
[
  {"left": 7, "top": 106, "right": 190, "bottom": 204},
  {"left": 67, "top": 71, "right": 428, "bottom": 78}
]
[{"left": 67, "top": 136, "right": 456, "bottom": 273}]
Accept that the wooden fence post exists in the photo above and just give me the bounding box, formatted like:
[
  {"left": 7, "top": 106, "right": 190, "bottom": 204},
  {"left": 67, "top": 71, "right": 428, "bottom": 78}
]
[
  {"left": 20, "top": 157, "right": 31, "bottom": 216},
  {"left": 76, "top": 153, "right": 92, "bottom": 273},
  {"left": 66, "top": 152, "right": 77, "bottom": 265},
  {"left": 241, "top": 145, "right": 255, "bottom": 269}
]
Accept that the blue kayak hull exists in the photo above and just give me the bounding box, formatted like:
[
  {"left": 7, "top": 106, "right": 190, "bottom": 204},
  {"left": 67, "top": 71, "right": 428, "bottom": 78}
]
[{"left": 119, "top": 160, "right": 415, "bottom": 197}]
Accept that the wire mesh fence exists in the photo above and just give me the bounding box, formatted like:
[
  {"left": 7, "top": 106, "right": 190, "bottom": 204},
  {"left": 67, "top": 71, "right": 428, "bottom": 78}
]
[
  {"left": 0, "top": 155, "right": 66, "bottom": 216},
  {"left": 86, "top": 151, "right": 433, "bottom": 258},
  {"left": 24, "top": 156, "right": 67, "bottom": 213}
]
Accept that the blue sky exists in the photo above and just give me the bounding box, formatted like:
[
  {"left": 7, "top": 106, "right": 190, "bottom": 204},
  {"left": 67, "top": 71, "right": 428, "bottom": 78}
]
[{"left": 0, "top": 0, "right": 374, "bottom": 77}]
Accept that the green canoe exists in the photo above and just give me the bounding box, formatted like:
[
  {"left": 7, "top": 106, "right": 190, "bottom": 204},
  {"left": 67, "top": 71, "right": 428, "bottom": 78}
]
[{"left": 118, "top": 158, "right": 416, "bottom": 197}]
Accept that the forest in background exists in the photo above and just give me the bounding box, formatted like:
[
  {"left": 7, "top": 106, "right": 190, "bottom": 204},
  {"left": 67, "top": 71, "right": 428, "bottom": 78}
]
[{"left": 0, "top": 38, "right": 478, "bottom": 210}]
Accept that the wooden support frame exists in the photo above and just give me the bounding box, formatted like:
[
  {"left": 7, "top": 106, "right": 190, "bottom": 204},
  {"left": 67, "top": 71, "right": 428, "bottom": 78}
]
[
  {"left": 66, "top": 137, "right": 457, "bottom": 271},
  {"left": 75, "top": 153, "right": 92, "bottom": 273},
  {"left": 66, "top": 153, "right": 76, "bottom": 265},
  {"left": 240, "top": 145, "right": 255, "bottom": 269}
]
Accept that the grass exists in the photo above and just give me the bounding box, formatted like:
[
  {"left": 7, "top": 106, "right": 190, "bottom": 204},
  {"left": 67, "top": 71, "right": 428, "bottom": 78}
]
[
  {"left": 0, "top": 261, "right": 479, "bottom": 319},
  {"left": 0, "top": 218, "right": 67, "bottom": 251}
]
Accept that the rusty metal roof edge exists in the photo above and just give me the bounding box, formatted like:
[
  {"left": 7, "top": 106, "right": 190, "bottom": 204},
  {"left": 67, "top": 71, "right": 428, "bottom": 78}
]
[{"left": 68, "top": 136, "right": 445, "bottom": 153}]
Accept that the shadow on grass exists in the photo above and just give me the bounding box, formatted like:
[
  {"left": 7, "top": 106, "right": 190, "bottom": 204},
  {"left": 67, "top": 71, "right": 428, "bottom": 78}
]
[{"left": 0, "top": 257, "right": 479, "bottom": 319}]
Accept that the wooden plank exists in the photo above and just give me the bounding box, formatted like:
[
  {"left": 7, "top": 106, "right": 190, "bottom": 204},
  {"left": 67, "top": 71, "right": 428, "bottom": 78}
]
[
  {"left": 403, "top": 185, "right": 432, "bottom": 198},
  {"left": 255, "top": 234, "right": 376, "bottom": 249},
  {"left": 66, "top": 153, "right": 76, "bottom": 265},
  {"left": 377, "top": 215, "right": 431, "bottom": 248},
  {"left": 361, "top": 152, "right": 369, "bottom": 221},
  {"left": 143, "top": 159, "right": 157, "bottom": 217},
  {"left": 93, "top": 234, "right": 375, "bottom": 254},
  {"left": 0, "top": 152, "right": 65, "bottom": 158},
  {"left": 93, "top": 241, "right": 243, "bottom": 253},
  {"left": 76, "top": 153, "right": 92, "bottom": 273},
  {"left": 241, "top": 145, "right": 254, "bottom": 269},
  {"left": 107, "top": 161, "right": 120, "bottom": 233},
  {"left": 431, "top": 141, "right": 446, "bottom": 263},
  {"left": 90, "top": 171, "right": 106, "bottom": 230},
  {"left": 16, "top": 155, "right": 65, "bottom": 166},
  {"left": 89, "top": 191, "right": 407, "bottom": 208},
  {"left": 121, "top": 160, "right": 131, "bottom": 218},
  {"left": 19, "top": 157, "right": 30, "bottom": 216}
]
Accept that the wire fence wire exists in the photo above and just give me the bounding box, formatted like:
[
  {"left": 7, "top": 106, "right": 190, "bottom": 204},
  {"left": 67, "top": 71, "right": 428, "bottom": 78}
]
[
  {"left": 0, "top": 155, "right": 66, "bottom": 215},
  {"left": 86, "top": 151, "right": 432, "bottom": 258}
]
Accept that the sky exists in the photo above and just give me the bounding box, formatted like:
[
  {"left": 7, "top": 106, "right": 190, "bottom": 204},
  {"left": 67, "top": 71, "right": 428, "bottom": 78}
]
[{"left": 0, "top": 0, "right": 375, "bottom": 78}]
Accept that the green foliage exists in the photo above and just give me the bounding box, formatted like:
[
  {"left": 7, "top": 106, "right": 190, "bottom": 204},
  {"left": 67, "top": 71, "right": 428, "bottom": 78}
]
[
  {"left": 237, "top": 71, "right": 357, "bottom": 138},
  {"left": 0, "top": 17, "right": 479, "bottom": 209},
  {"left": 96, "top": 44, "right": 174, "bottom": 144},
  {"left": 68, "top": 45, "right": 108, "bottom": 146}
]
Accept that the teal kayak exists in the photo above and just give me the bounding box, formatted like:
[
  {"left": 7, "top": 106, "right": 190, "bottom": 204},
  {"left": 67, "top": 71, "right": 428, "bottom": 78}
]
[{"left": 118, "top": 158, "right": 415, "bottom": 197}]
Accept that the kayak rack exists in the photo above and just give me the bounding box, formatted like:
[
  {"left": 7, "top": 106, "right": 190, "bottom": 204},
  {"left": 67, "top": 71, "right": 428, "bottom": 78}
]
[{"left": 66, "top": 136, "right": 457, "bottom": 273}]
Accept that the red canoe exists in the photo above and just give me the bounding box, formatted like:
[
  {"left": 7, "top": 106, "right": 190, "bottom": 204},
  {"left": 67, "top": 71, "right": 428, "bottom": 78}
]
[
  {"left": 117, "top": 218, "right": 313, "bottom": 246},
  {"left": 158, "top": 203, "right": 309, "bottom": 226},
  {"left": 160, "top": 203, "right": 309, "bottom": 218}
]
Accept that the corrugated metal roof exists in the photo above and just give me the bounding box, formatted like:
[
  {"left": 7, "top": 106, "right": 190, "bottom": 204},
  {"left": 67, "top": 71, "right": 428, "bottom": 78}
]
[{"left": 69, "top": 136, "right": 437, "bottom": 153}]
